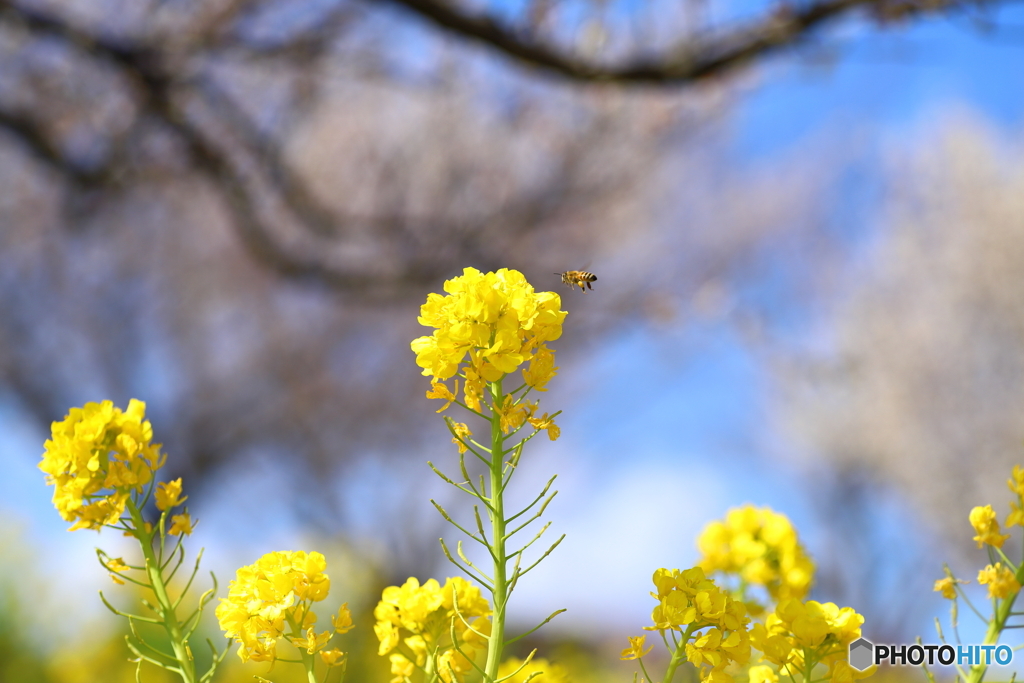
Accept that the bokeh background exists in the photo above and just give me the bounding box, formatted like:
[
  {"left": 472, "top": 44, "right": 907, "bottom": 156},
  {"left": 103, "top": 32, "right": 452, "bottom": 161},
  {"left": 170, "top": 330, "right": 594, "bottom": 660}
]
[{"left": 2, "top": 0, "right": 1024, "bottom": 679}]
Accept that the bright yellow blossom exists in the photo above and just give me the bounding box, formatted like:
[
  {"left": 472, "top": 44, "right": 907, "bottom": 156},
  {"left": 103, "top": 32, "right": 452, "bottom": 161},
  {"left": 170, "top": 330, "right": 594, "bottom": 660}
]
[
  {"left": 39, "top": 399, "right": 165, "bottom": 531},
  {"left": 621, "top": 635, "right": 653, "bottom": 660},
  {"left": 450, "top": 422, "right": 472, "bottom": 454},
  {"left": 427, "top": 381, "right": 459, "bottom": 413},
  {"left": 105, "top": 556, "right": 130, "bottom": 585},
  {"left": 216, "top": 550, "right": 333, "bottom": 664},
  {"left": 933, "top": 576, "right": 961, "bottom": 600},
  {"left": 751, "top": 599, "right": 864, "bottom": 681},
  {"left": 978, "top": 563, "right": 1021, "bottom": 600},
  {"left": 155, "top": 478, "right": 187, "bottom": 511},
  {"left": 523, "top": 347, "right": 559, "bottom": 391},
  {"left": 527, "top": 412, "right": 561, "bottom": 441},
  {"left": 437, "top": 648, "right": 475, "bottom": 683},
  {"left": 290, "top": 626, "right": 331, "bottom": 654},
  {"left": 1009, "top": 465, "right": 1024, "bottom": 497},
  {"left": 970, "top": 505, "right": 1011, "bottom": 548},
  {"left": 374, "top": 576, "right": 490, "bottom": 653},
  {"left": 749, "top": 664, "right": 779, "bottom": 683},
  {"left": 1006, "top": 500, "right": 1024, "bottom": 528},
  {"left": 698, "top": 506, "right": 814, "bottom": 604},
  {"left": 496, "top": 396, "right": 533, "bottom": 434},
  {"left": 332, "top": 603, "right": 355, "bottom": 633},
  {"left": 168, "top": 512, "right": 194, "bottom": 536},
  {"left": 375, "top": 576, "right": 492, "bottom": 682},
  {"left": 320, "top": 649, "right": 346, "bottom": 667},
  {"left": 639, "top": 566, "right": 751, "bottom": 681},
  {"left": 412, "top": 267, "right": 567, "bottom": 399}
]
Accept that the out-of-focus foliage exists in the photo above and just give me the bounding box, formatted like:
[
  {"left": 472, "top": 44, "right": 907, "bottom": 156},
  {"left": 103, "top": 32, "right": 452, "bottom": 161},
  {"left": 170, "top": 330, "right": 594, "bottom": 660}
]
[
  {"left": 779, "top": 113, "right": 1024, "bottom": 538},
  {"left": 0, "top": 0, "right": 844, "bottom": 581},
  {"left": 772, "top": 113, "right": 1024, "bottom": 643}
]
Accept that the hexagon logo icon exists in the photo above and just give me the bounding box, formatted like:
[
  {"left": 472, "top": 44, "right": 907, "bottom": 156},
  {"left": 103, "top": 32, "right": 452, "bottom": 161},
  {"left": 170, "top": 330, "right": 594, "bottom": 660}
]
[{"left": 849, "top": 638, "right": 874, "bottom": 671}]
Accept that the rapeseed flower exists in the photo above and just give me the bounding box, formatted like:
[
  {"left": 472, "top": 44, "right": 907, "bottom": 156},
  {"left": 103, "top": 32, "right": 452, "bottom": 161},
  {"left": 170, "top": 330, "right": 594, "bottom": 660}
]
[
  {"left": 375, "top": 576, "right": 492, "bottom": 683},
  {"left": 155, "top": 478, "right": 187, "bottom": 511},
  {"left": 168, "top": 512, "right": 194, "bottom": 536},
  {"left": 698, "top": 506, "right": 814, "bottom": 605},
  {"left": 933, "top": 576, "right": 961, "bottom": 600},
  {"left": 216, "top": 550, "right": 335, "bottom": 664},
  {"left": 977, "top": 563, "right": 1021, "bottom": 600},
  {"left": 412, "top": 267, "right": 566, "bottom": 409},
  {"left": 1009, "top": 465, "right": 1024, "bottom": 498},
  {"left": 750, "top": 599, "right": 864, "bottom": 681},
  {"left": 621, "top": 635, "right": 653, "bottom": 660},
  {"left": 970, "top": 505, "right": 1010, "bottom": 548},
  {"left": 39, "top": 399, "right": 165, "bottom": 531},
  {"left": 635, "top": 567, "right": 751, "bottom": 682}
]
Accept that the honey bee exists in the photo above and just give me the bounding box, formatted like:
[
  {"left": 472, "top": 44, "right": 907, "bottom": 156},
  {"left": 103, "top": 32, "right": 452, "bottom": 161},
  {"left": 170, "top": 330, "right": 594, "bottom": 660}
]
[{"left": 556, "top": 270, "right": 598, "bottom": 293}]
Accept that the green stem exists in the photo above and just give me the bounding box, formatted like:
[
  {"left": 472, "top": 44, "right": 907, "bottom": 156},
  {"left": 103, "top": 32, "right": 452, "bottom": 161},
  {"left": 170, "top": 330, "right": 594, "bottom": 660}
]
[
  {"left": 662, "top": 625, "right": 697, "bottom": 683},
  {"left": 484, "top": 378, "right": 508, "bottom": 683},
  {"left": 966, "top": 588, "right": 1019, "bottom": 683},
  {"left": 126, "top": 497, "right": 197, "bottom": 683}
]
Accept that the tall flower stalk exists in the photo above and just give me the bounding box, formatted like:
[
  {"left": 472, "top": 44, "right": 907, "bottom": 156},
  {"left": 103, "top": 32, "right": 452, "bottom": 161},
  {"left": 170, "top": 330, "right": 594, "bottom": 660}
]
[
  {"left": 929, "top": 466, "right": 1024, "bottom": 683},
  {"left": 411, "top": 267, "right": 568, "bottom": 683},
  {"left": 38, "top": 399, "right": 224, "bottom": 683}
]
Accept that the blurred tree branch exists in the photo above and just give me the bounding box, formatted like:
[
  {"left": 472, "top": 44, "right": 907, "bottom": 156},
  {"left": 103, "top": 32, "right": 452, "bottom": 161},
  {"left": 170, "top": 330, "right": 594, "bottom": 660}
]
[
  {"left": 0, "top": 0, "right": 871, "bottom": 577},
  {"left": 377, "top": 0, "right": 952, "bottom": 84}
]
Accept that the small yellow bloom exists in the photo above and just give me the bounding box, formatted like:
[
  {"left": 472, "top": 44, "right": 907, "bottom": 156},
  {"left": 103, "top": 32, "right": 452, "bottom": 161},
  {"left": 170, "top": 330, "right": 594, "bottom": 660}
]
[
  {"left": 389, "top": 653, "right": 415, "bottom": 683},
  {"left": 155, "top": 478, "right": 187, "bottom": 511},
  {"left": 320, "top": 648, "right": 346, "bottom": 667},
  {"left": 748, "top": 664, "right": 778, "bottom": 683},
  {"left": 1008, "top": 465, "right": 1024, "bottom": 498},
  {"left": 289, "top": 626, "right": 331, "bottom": 654},
  {"left": 970, "top": 505, "right": 1011, "bottom": 548},
  {"left": 427, "top": 381, "right": 459, "bottom": 413},
  {"left": 450, "top": 422, "right": 472, "bottom": 455},
  {"left": 106, "top": 556, "right": 130, "bottom": 585},
  {"left": 168, "top": 512, "right": 195, "bottom": 536},
  {"left": 436, "top": 648, "right": 474, "bottom": 683},
  {"left": 978, "top": 563, "right": 1021, "bottom": 600},
  {"left": 332, "top": 603, "right": 355, "bottom": 633},
  {"left": 496, "top": 396, "right": 532, "bottom": 434},
  {"left": 522, "top": 347, "right": 559, "bottom": 392},
  {"left": 1007, "top": 500, "right": 1024, "bottom": 528},
  {"left": 621, "top": 635, "right": 653, "bottom": 660},
  {"left": 527, "top": 412, "right": 560, "bottom": 441},
  {"left": 933, "top": 576, "right": 961, "bottom": 600},
  {"left": 703, "top": 670, "right": 735, "bottom": 683}
]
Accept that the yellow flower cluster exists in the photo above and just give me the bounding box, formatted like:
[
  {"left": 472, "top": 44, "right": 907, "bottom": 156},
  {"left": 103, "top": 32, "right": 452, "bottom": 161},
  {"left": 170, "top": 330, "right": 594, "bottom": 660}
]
[
  {"left": 38, "top": 399, "right": 165, "bottom": 531},
  {"left": 497, "top": 657, "right": 570, "bottom": 683},
  {"left": 750, "top": 599, "right": 864, "bottom": 683},
  {"left": 697, "top": 506, "right": 815, "bottom": 605},
  {"left": 374, "top": 576, "right": 491, "bottom": 683},
  {"left": 636, "top": 567, "right": 751, "bottom": 682},
  {"left": 977, "top": 563, "right": 1020, "bottom": 600},
  {"left": 216, "top": 551, "right": 349, "bottom": 666},
  {"left": 1008, "top": 465, "right": 1024, "bottom": 527},
  {"left": 969, "top": 505, "right": 1011, "bottom": 548},
  {"left": 936, "top": 467, "right": 1024, "bottom": 602},
  {"left": 411, "top": 268, "right": 567, "bottom": 412}
]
